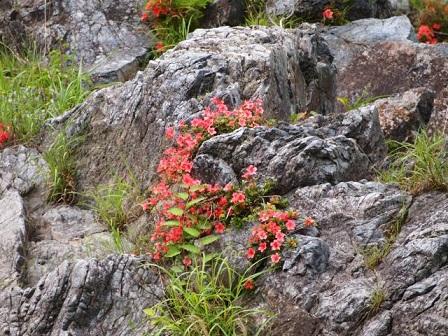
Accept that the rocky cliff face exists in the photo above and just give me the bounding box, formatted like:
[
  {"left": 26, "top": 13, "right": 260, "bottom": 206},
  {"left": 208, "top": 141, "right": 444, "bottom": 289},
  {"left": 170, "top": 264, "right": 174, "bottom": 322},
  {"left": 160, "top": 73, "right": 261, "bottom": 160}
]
[{"left": 0, "top": 3, "right": 447, "bottom": 335}]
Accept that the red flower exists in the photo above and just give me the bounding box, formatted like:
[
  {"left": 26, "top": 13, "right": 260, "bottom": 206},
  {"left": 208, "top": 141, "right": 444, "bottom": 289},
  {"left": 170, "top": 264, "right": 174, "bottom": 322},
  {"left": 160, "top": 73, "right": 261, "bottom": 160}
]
[
  {"left": 323, "top": 8, "right": 334, "bottom": 20},
  {"left": 271, "top": 253, "right": 281, "bottom": 264},
  {"left": 247, "top": 247, "right": 256, "bottom": 259},
  {"left": 214, "top": 222, "right": 225, "bottom": 234},
  {"left": 141, "top": 12, "right": 149, "bottom": 22},
  {"left": 182, "top": 256, "right": 192, "bottom": 267},
  {"left": 417, "top": 25, "right": 437, "bottom": 44},
  {"left": 231, "top": 192, "right": 246, "bottom": 204},
  {"left": 242, "top": 165, "right": 257, "bottom": 180},
  {"left": 432, "top": 23, "right": 442, "bottom": 31},
  {"left": 243, "top": 279, "right": 255, "bottom": 290},
  {"left": 155, "top": 41, "right": 165, "bottom": 52},
  {"left": 165, "top": 126, "right": 174, "bottom": 139},
  {"left": 258, "top": 242, "right": 267, "bottom": 252}
]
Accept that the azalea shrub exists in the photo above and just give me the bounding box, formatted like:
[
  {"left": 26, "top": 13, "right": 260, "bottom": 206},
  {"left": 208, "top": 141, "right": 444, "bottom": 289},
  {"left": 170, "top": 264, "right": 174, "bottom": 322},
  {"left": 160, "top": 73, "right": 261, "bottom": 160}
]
[
  {"left": 412, "top": 0, "right": 448, "bottom": 44},
  {"left": 141, "top": 0, "right": 211, "bottom": 53},
  {"left": 142, "top": 98, "right": 315, "bottom": 270}
]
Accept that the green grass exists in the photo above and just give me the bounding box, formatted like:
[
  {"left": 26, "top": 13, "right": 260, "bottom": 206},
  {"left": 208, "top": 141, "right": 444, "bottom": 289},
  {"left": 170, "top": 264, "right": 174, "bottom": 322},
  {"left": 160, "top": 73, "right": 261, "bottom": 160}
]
[
  {"left": 44, "top": 131, "right": 83, "bottom": 204},
  {"left": 378, "top": 130, "right": 448, "bottom": 195},
  {"left": 145, "top": 256, "right": 273, "bottom": 335},
  {"left": 244, "top": 0, "right": 300, "bottom": 27},
  {"left": 86, "top": 175, "right": 144, "bottom": 253},
  {"left": 0, "top": 46, "right": 90, "bottom": 143}
]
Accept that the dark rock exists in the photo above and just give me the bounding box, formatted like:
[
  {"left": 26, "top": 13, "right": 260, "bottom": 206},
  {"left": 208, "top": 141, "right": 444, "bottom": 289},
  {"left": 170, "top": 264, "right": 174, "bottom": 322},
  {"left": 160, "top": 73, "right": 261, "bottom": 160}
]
[
  {"left": 193, "top": 106, "right": 386, "bottom": 193},
  {"left": 201, "top": 0, "right": 246, "bottom": 28}
]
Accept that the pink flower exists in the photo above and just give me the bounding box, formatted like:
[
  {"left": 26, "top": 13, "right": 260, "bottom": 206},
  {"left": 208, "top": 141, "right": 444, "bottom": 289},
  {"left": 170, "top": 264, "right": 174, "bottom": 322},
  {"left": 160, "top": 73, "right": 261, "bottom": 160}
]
[
  {"left": 323, "top": 8, "right": 334, "bottom": 20},
  {"left": 165, "top": 127, "right": 175, "bottom": 139},
  {"left": 304, "top": 217, "right": 315, "bottom": 228},
  {"left": 270, "top": 239, "right": 282, "bottom": 251},
  {"left": 242, "top": 165, "right": 257, "bottom": 180},
  {"left": 258, "top": 242, "right": 267, "bottom": 252},
  {"left": 271, "top": 253, "right": 281, "bottom": 264},
  {"left": 285, "top": 219, "right": 296, "bottom": 231},
  {"left": 183, "top": 256, "right": 192, "bottom": 267},
  {"left": 247, "top": 247, "right": 256, "bottom": 259},
  {"left": 231, "top": 192, "right": 246, "bottom": 205}
]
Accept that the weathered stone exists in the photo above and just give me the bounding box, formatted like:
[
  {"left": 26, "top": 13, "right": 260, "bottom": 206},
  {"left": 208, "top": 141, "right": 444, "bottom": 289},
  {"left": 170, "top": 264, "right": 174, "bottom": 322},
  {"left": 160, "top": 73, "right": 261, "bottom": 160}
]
[
  {"left": 0, "top": 255, "right": 162, "bottom": 336},
  {"left": 372, "top": 87, "right": 435, "bottom": 141},
  {"left": 201, "top": 0, "right": 246, "bottom": 28},
  {"left": 193, "top": 106, "right": 386, "bottom": 192},
  {"left": 0, "top": 0, "right": 153, "bottom": 83},
  {"left": 265, "top": 0, "right": 400, "bottom": 21},
  {"left": 48, "top": 26, "right": 336, "bottom": 190},
  {"left": 428, "top": 87, "right": 448, "bottom": 135},
  {"left": 359, "top": 311, "right": 392, "bottom": 336}
]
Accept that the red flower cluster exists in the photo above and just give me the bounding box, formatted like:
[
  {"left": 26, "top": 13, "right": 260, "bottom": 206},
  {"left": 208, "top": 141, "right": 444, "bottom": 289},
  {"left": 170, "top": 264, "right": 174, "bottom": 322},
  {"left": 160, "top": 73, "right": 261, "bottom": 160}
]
[
  {"left": 417, "top": 24, "right": 438, "bottom": 44},
  {"left": 143, "top": 99, "right": 264, "bottom": 263},
  {"left": 0, "top": 123, "right": 10, "bottom": 147},
  {"left": 143, "top": 0, "right": 171, "bottom": 19},
  {"left": 247, "top": 207, "right": 314, "bottom": 265}
]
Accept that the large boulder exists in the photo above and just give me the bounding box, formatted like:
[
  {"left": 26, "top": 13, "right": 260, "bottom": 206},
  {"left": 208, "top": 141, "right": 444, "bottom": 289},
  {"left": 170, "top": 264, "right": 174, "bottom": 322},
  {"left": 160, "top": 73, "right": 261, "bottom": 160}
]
[
  {"left": 0, "top": 0, "right": 153, "bottom": 83},
  {"left": 49, "top": 26, "right": 336, "bottom": 190},
  {"left": 0, "top": 255, "right": 163, "bottom": 336}
]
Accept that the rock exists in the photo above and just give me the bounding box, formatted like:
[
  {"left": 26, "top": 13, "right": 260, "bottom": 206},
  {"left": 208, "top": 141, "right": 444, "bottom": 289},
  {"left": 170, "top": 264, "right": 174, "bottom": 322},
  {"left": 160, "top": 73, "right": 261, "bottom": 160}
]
[
  {"left": 381, "top": 192, "right": 448, "bottom": 302},
  {"left": 359, "top": 310, "right": 392, "bottom": 336},
  {"left": 0, "top": 255, "right": 163, "bottom": 336},
  {"left": 201, "top": 0, "right": 246, "bottom": 28},
  {"left": 48, "top": 26, "right": 336, "bottom": 190},
  {"left": 40, "top": 206, "right": 105, "bottom": 241},
  {"left": 0, "top": 146, "right": 48, "bottom": 197},
  {"left": 265, "top": 0, "right": 398, "bottom": 21},
  {"left": 428, "top": 87, "right": 448, "bottom": 135},
  {"left": 0, "top": 0, "right": 153, "bottom": 83},
  {"left": 390, "top": 268, "right": 448, "bottom": 335},
  {"left": 372, "top": 87, "right": 435, "bottom": 141},
  {"left": 193, "top": 106, "right": 386, "bottom": 193},
  {"left": 323, "top": 16, "right": 448, "bottom": 116},
  {"left": 0, "top": 187, "right": 27, "bottom": 289}
]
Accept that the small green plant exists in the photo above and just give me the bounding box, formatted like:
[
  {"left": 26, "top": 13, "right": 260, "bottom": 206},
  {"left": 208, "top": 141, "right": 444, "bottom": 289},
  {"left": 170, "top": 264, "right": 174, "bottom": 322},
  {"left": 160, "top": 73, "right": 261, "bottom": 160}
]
[
  {"left": 44, "top": 131, "right": 83, "bottom": 204},
  {"left": 337, "top": 93, "right": 389, "bottom": 111},
  {"left": 0, "top": 46, "right": 90, "bottom": 143},
  {"left": 244, "top": 0, "right": 300, "bottom": 27},
  {"left": 369, "top": 285, "right": 386, "bottom": 315},
  {"left": 144, "top": 256, "right": 273, "bottom": 335},
  {"left": 87, "top": 175, "right": 144, "bottom": 253},
  {"left": 378, "top": 130, "right": 448, "bottom": 195}
]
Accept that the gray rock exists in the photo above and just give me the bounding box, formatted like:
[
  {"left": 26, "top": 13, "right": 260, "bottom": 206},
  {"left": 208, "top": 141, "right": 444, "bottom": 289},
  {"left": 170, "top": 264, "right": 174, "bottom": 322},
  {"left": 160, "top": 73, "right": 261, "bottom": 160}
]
[
  {"left": 372, "top": 87, "right": 435, "bottom": 141},
  {"left": 381, "top": 192, "right": 448, "bottom": 302},
  {"left": 0, "top": 145, "right": 49, "bottom": 196},
  {"left": 359, "top": 310, "right": 392, "bottom": 336},
  {"left": 193, "top": 106, "right": 386, "bottom": 193},
  {"left": 41, "top": 205, "right": 105, "bottom": 241},
  {"left": 48, "top": 26, "right": 336, "bottom": 190},
  {"left": 428, "top": 87, "right": 448, "bottom": 135},
  {"left": 0, "top": 0, "right": 153, "bottom": 83},
  {"left": 0, "top": 255, "right": 163, "bottom": 336},
  {"left": 0, "top": 187, "right": 26, "bottom": 289}
]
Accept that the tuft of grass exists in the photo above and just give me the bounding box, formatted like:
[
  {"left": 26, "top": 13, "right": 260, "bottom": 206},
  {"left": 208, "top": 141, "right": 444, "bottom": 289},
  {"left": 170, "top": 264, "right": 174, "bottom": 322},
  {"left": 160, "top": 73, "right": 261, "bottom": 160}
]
[
  {"left": 44, "top": 131, "right": 83, "bottom": 204},
  {"left": 86, "top": 175, "right": 144, "bottom": 253},
  {"left": 0, "top": 46, "right": 90, "bottom": 143},
  {"left": 369, "top": 285, "right": 386, "bottom": 315},
  {"left": 244, "top": 0, "right": 300, "bottom": 27},
  {"left": 378, "top": 130, "right": 448, "bottom": 195},
  {"left": 145, "top": 256, "right": 273, "bottom": 335},
  {"left": 337, "top": 93, "right": 389, "bottom": 111},
  {"left": 361, "top": 205, "right": 409, "bottom": 270}
]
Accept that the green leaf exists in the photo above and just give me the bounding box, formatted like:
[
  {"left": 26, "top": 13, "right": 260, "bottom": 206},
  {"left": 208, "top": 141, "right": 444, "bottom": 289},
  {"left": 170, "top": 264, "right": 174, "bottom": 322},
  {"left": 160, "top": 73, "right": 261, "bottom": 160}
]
[
  {"left": 170, "top": 265, "right": 184, "bottom": 273},
  {"left": 189, "top": 184, "right": 204, "bottom": 192},
  {"left": 163, "top": 220, "right": 180, "bottom": 227},
  {"left": 180, "top": 243, "right": 201, "bottom": 254},
  {"left": 165, "top": 246, "right": 181, "bottom": 258},
  {"left": 168, "top": 207, "right": 184, "bottom": 216},
  {"left": 198, "top": 220, "right": 212, "bottom": 230},
  {"left": 203, "top": 252, "right": 219, "bottom": 263},
  {"left": 143, "top": 308, "right": 156, "bottom": 317},
  {"left": 184, "top": 227, "right": 200, "bottom": 238},
  {"left": 177, "top": 192, "right": 189, "bottom": 201},
  {"left": 199, "top": 235, "right": 219, "bottom": 246},
  {"left": 186, "top": 196, "right": 207, "bottom": 209}
]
